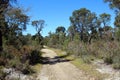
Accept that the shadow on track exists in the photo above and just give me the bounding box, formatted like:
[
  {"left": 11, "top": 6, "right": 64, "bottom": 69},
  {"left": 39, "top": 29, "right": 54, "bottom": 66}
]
[{"left": 40, "top": 55, "right": 73, "bottom": 65}]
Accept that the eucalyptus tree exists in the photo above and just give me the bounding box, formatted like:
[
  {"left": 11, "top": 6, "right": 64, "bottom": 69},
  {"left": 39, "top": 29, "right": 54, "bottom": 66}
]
[
  {"left": 69, "top": 8, "right": 99, "bottom": 43},
  {"left": 32, "top": 20, "right": 45, "bottom": 45}
]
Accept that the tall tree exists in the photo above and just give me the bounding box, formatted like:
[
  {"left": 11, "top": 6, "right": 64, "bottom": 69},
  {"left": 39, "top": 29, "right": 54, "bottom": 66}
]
[
  {"left": 69, "top": 8, "right": 98, "bottom": 43},
  {"left": 32, "top": 20, "right": 45, "bottom": 44},
  {"left": 4, "top": 7, "right": 29, "bottom": 47},
  {"left": 0, "top": 0, "right": 16, "bottom": 51}
]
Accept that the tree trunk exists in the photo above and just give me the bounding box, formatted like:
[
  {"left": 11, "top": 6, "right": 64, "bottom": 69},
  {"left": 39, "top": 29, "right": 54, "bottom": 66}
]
[
  {"left": 88, "top": 35, "right": 92, "bottom": 44},
  {"left": 0, "top": 30, "right": 3, "bottom": 51},
  {"left": 80, "top": 25, "right": 84, "bottom": 41},
  {"left": 81, "top": 30, "right": 83, "bottom": 41}
]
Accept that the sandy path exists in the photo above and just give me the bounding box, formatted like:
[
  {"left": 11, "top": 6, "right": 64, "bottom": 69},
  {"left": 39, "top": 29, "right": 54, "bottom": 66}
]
[{"left": 36, "top": 49, "right": 93, "bottom": 80}]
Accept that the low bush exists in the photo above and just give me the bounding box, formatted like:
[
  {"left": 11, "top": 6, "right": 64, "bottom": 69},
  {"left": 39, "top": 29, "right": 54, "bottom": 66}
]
[
  {"left": 8, "top": 58, "right": 21, "bottom": 68},
  {"left": 29, "top": 50, "right": 42, "bottom": 65},
  {"left": 0, "top": 57, "right": 6, "bottom": 66},
  {"left": 113, "top": 63, "right": 120, "bottom": 69},
  {"left": 20, "top": 61, "right": 34, "bottom": 74},
  {"left": 20, "top": 45, "right": 42, "bottom": 65},
  {"left": 104, "top": 56, "right": 113, "bottom": 64},
  {"left": 4, "top": 46, "right": 21, "bottom": 59}
]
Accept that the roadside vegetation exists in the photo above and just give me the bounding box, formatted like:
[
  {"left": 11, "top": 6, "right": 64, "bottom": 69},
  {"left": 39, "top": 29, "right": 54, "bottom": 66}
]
[{"left": 0, "top": 0, "right": 44, "bottom": 79}]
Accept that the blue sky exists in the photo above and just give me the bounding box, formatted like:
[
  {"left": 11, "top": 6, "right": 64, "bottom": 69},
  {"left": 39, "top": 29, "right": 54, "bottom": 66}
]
[{"left": 18, "top": 0, "right": 115, "bottom": 37}]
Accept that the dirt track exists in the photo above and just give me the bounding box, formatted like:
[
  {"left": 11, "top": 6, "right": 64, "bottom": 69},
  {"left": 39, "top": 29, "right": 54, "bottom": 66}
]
[{"left": 36, "top": 49, "right": 94, "bottom": 80}]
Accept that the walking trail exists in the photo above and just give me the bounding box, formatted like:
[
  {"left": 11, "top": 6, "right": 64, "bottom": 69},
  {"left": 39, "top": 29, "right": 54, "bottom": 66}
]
[{"left": 36, "top": 48, "right": 94, "bottom": 80}]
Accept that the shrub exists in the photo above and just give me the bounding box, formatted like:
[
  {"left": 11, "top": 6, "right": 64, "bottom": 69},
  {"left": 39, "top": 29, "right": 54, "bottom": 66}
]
[
  {"left": 20, "top": 45, "right": 32, "bottom": 63},
  {"left": 29, "top": 50, "right": 42, "bottom": 65},
  {"left": 8, "top": 58, "right": 21, "bottom": 68},
  {"left": 21, "top": 61, "right": 34, "bottom": 74},
  {"left": 3, "top": 46, "right": 21, "bottom": 59},
  {"left": 0, "top": 57, "right": 6, "bottom": 66},
  {"left": 104, "top": 56, "right": 113, "bottom": 64},
  {"left": 20, "top": 45, "right": 42, "bottom": 65},
  {"left": 82, "top": 55, "right": 92, "bottom": 64},
  {"left": 113, "top": 63, "right": 120, "bottom": 69}
]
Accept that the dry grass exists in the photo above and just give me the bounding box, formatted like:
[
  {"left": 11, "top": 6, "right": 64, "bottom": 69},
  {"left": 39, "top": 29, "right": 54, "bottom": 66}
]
[{"left": 31, "top": 64, "right": 42, "bottom": 73}]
